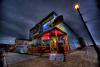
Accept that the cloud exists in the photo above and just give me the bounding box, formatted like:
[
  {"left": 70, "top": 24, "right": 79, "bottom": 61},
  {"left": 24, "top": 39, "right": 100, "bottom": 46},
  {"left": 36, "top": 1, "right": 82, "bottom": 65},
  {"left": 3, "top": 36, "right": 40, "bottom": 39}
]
[{"left": 0, "top": 0, "right": 100, "bottom": 45}]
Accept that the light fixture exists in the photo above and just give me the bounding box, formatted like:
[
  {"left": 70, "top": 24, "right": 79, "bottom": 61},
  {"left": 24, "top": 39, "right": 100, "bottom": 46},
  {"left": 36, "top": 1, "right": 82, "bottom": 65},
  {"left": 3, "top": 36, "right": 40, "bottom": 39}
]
[{"left": 74, "top": 3, "right": 80, "bottom": 10}]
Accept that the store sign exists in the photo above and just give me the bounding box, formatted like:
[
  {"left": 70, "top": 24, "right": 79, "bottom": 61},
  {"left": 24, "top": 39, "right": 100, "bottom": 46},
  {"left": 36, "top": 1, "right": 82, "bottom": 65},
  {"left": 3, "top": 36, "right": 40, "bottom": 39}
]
[
  {"left": 44, "top": 16, "right": 52, "bottom": 23},
  {"left": 44, "top": 14, "right": 57, "bottom": 24},
  {"left": 43, "top": 14, "right": 57, "bottom": 31}
]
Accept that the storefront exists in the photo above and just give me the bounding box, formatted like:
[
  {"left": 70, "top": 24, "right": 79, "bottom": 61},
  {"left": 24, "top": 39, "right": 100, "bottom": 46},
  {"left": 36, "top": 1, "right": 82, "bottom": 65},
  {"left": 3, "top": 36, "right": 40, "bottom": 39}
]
[
  {"left": 41, "top": 28, "right": 69, "bottom": 53},
  {"left": 29, "top": 12, "right": 83, "bottom": 54}
]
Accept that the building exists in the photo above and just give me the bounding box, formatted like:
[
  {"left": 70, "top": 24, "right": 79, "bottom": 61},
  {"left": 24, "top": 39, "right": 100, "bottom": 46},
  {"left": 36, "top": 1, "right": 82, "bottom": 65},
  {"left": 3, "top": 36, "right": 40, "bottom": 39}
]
[
  {"left": 15, "top": 39, "right": 30, "bottom": 53},
  {"left": 29, "top": 12, "right": 85, "bottom": 53}
]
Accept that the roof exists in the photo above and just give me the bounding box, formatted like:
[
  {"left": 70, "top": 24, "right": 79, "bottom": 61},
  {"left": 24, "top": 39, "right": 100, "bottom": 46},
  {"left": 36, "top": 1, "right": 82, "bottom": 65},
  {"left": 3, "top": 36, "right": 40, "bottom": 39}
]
[
  {"left": 30, "top": 11, "right": 57, "bottom": 31},
  {"left": 34, "top": 27, "right": 67, "bottom": 38},
  {"left": 30, "top": 12, "right": 79, "bottom": 38}
]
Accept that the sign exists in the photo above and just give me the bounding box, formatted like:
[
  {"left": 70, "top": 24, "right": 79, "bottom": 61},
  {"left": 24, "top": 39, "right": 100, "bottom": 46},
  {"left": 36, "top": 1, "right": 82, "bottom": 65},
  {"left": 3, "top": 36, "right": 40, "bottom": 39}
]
[
  {"left": 49, "top": 53, "right": 56, "bottom": 61},
  {"left": 49, "top": 53, "right": 64, "bottom": 62}
]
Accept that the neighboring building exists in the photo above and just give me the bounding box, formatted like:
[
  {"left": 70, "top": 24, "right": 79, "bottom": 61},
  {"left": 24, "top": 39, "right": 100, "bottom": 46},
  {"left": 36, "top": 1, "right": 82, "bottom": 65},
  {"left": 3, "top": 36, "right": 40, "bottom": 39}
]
[
  {"left": 29, "top": 12, "right": 85, "bottom": 53},
  {"left": 15, "top": 39, "right": 29, "bottom": 45},
  {"left": 0, "top": 37, "right": 16, "bottom": 52},
  {"left": 15, "top": 39, "right": 30, "bottom": 53}
]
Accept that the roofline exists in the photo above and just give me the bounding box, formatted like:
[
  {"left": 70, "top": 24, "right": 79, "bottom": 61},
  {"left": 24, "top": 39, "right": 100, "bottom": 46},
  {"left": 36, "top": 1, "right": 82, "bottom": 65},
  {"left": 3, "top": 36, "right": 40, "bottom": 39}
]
[
  {"left": 30, "top": 11, "right": 57, "bottom": 31},
  {"left": 16, "top": 38, "right": 30, "bottom": 41},
  {"left": 43, "top": 27, "right": 67, "bottom": 35}
]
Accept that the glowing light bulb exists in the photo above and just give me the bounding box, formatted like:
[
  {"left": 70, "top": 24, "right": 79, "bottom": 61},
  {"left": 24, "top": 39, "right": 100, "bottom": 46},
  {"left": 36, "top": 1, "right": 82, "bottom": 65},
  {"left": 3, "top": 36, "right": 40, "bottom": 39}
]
[{"left": 74, "top": 3, "right": 79, "bottom": 10}]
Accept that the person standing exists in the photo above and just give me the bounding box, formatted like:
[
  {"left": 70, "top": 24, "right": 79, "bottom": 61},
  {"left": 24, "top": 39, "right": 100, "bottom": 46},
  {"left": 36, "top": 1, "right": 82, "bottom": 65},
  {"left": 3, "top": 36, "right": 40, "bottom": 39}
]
[{"left": 58, "top": 43, "right": 65, "bottom": 62}]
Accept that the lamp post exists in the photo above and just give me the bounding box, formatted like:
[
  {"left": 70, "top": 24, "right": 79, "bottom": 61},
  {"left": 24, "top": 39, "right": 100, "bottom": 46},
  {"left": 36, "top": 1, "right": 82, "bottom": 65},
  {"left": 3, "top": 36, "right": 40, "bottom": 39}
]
[{"left": 74, "top": 3, "right": 100, "bottom": 66}]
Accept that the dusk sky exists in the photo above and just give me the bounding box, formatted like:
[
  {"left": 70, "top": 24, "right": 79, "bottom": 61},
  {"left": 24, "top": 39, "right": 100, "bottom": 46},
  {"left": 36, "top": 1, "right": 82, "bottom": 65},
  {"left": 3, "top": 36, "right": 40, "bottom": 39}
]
[{"left": 0, "top": 0, "right": 100, "bottom": 45}]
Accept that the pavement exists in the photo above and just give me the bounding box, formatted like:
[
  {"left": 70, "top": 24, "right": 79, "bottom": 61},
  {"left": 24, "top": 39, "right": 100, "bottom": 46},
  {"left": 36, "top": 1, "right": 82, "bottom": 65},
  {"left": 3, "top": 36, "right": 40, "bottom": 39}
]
[{"left": 4, "top": 46, "right": 98, "bottom": 67}]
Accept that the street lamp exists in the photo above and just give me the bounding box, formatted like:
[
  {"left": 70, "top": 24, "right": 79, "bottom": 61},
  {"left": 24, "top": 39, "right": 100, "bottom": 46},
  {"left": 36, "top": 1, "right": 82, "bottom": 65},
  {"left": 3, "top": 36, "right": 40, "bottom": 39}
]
[
  {"left": 74, "top": 3, "right": 100, "bottom": 66},
  {"left": 74, "top": 3, "right": 80, "bottom": 10}
]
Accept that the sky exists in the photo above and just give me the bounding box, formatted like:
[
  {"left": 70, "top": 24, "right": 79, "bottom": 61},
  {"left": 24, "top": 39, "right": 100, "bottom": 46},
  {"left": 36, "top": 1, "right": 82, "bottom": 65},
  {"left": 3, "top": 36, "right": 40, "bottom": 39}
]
[{"left": 0, "top": 0, "right": 100, "bottom": 45}]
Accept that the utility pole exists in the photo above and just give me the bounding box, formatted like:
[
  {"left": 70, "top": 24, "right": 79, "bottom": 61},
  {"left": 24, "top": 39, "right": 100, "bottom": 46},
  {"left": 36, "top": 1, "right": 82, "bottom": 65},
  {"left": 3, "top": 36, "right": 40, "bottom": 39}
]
[{"left": 74, "top": 3, "right": 100, "bottom": 67}]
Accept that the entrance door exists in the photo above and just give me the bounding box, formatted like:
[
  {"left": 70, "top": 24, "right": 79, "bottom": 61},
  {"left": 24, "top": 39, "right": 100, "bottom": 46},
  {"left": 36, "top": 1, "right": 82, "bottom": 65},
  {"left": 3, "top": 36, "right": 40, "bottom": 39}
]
[{"left": 50, "top": 36, "right": 57, "bottom": 53}]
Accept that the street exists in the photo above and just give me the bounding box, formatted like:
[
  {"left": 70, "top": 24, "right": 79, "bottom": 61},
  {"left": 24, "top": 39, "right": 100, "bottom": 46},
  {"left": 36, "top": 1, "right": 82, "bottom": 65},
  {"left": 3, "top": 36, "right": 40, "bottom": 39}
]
[{"left": 4, "top": 46, "right": 98, "bottom": 67}]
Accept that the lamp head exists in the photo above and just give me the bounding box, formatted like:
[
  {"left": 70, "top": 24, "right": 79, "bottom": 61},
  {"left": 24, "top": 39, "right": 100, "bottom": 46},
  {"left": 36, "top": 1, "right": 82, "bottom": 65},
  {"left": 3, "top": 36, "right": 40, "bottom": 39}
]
[{"left": 74, "top": 3, "right": 80, "bottom": 10}]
